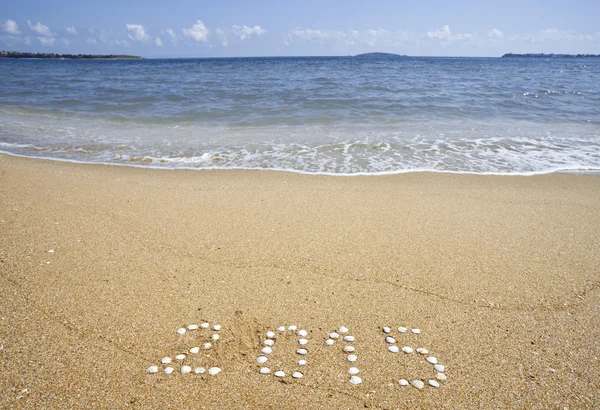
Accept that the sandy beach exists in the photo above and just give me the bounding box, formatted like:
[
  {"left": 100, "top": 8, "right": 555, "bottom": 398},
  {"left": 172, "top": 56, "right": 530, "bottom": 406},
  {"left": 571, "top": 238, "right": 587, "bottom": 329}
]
[{"left": 1, "top": 153, "right": 599, "bottom": 408}]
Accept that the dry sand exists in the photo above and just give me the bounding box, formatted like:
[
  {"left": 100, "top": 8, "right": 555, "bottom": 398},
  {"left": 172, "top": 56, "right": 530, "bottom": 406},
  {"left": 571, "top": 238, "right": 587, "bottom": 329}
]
[{"left": 1, "top": 153, "right": 599, "bottom": 409}]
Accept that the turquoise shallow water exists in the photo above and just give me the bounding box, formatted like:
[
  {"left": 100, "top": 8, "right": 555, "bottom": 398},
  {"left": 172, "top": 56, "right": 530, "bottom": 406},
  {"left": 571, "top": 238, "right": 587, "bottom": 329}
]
[{"left": 0, "top": 56, "right": 599, "bottom": 174}]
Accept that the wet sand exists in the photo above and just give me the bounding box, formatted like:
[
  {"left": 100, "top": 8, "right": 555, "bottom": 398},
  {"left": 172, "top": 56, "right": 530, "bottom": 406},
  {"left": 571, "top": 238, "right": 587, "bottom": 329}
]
[{"left": 1, "top": 154, "right": 599, "bottom": 408}]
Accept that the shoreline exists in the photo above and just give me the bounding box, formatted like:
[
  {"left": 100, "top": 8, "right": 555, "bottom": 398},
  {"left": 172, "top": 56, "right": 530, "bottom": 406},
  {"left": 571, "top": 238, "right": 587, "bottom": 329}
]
[
  {"left": 1, "top": 154, "right": 599, "bottom": 408},
  {"left": 2, "top": 150, "right": 599, "bottom": 177}
]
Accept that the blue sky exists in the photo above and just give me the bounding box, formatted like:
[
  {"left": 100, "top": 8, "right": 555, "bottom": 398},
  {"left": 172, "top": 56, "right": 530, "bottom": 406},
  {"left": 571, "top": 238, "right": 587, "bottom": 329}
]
[{"left": 1, "top": 0, "right": 599, "bottom": 57}]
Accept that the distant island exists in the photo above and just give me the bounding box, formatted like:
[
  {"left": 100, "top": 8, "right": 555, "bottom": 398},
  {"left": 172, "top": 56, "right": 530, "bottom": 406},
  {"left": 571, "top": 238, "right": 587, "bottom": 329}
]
[
  {"left": 354, "top": 52, "right": 407, "bottom": 58},
  {"left": 0, "top": 50, "right": 142, "bottom": 59},
  {"left": 502, "top": 53, "right": 600, "bottom": 58}
]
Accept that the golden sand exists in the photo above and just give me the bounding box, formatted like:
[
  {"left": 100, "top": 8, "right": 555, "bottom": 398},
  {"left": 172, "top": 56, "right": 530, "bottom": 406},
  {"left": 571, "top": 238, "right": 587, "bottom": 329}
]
[{"left": 1, "top": 154, "right": 599, "bottom": 408}]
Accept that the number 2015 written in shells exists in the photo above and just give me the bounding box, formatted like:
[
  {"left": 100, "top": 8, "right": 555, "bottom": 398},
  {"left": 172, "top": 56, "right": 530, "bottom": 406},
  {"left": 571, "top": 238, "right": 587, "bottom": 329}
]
[{"left": 146, "top": 322, "right": 448, "bottom": 390}]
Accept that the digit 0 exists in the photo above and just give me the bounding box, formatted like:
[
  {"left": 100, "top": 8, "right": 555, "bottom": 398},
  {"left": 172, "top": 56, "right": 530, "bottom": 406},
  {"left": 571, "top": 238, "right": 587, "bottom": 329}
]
[{"left": 255, "top": 325, "right": 309, "bottom": 379}]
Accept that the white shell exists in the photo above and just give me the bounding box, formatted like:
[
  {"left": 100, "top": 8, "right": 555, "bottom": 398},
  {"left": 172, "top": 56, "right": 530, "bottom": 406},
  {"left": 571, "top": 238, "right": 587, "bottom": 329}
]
[
  {"left": 388, "top": 345, "right": 400, "bottom": 353},
  {"left": 298, "top": 359, "right": 307, "bottom": 366},
  {"left": 48, "top": 249, "right": 55, "bottom": 253},
  {"left": 383, "top": 327, "right": 391, "bottom": 334},
  {"left": 181, "top": 365, "right": 192, "bottom": 375},
  {"left": 347, "top": 354, "right": 358, "bottom": 362},
  {"left": 339, "top": 326, "right": 349, "bottom": 334},
  {"left": 398, "top": 379, "right": 409, "bottom": 386},
  {"left": 297, "top": 348, "right": 308, "bottom": 355},
  {"left": 259, "top": 367, "right": 270, "bottom": 374},
  {"left": 412, "top": 328, "right": 421, "bottom": 334},
  {"left": 329, "top": 332, "right": 340, "bottom": 339},
  {"left": 164, "top": 367, "right": 174, "bottom": 375},
  {"left": 213, "top": 324, "right": 222, "bottom": 331},
  {"left": 264, "top": 339, "right": 275, "bottom": 346},
  {"left": 203, "top": 342, "right": 212, "bottom": 349},
  {"left": 428, "top": 379, "right": 440, "bottom": 388},
  {"left": 298, "top": 338, "right": 308, "bottom": 345},
  {"left": 426, "top": 356, "right": 438, "bottom": 364},
  {"left": 187, "top": 324, "right": 199, "bottom": 330},
  {"left": 175, "top": 354, "right": 186, "bottom": 361},
  {"left": 277, "top": 326, "right": 286, "bottom": 332},
  {"left": 257, "top": 356, "right": 268, "bottom": 364},
  {"left": 261, "top": 346, "right": 273, "bottom": 355},
  {"left": 348, "top": 367, "right": 360, "bottom": 375},
  {"left": 416, "top": 348, "right": 429, "bottom": 355},
  {"left": 147, "top": 365, "right": 159, "bottom": 374},
  {"left": 274, "top": 370, "right": 286, "bottom": 377},
  {"left": 434, "top": 364, "right": 445, "bottom": 372},
  {"left": 411, "top": 380, "right": 425, "bottom": 389},
  {"left": 398, "top": 326, "right": 407, "bottom": 333},
  {"left": 200, "top": 322, "right": 210, "bottom": 328},
  {"left": 343, "top": 335, "right": 355, "bottom": 342},
  {"left": 325, "top": 339, "right": 335, "bottom": 345},
  {"left": 343, "top": 346, "right": 355, "bottom": 353},
  {"left": 189, "top": 347, "right": 200, "bottom": 354},
  {"left": 298, "top": 329, "right": 308, "bottom": 337},
  {"left": 208, "top": 367, "right": 221, "bottom": 375},
  {"left": 161, "top": 357, "right": 172, "bottom": 364},
  {"left": 402, "top": 346, "right": 414, "bottom": 354},
  {"left": 194, "top": 367, "right": 206, "bottom": 374},
  {"left": 385, "top": 336, "right": 396, "bottom": 344},
  {"left": 176, "top": 328, "right": 187, "bottom": 335},
  {"left": 266, "top": 331, "right": 275, "bottom": 338},
  {"left": 349, "top": 376, "right": 362, "bottom": 385},
  {"left": 292, "top": 372, "right": 304, "bottom": 378},
  {"left": 436, "top": 372, "right": 447, "bottom": 381},
  {"left": 288, "top": 325, "right": 297, "bottom": 331},
  {"left": 211, "top": 334, "right": 220, "bottom": 341}
]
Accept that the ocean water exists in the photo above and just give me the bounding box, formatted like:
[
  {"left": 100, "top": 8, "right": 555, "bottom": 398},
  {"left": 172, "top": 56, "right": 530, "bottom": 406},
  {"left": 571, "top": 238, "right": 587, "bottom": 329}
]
[{"left": 0, "top": 56, "right": 599, "bottom": 175}]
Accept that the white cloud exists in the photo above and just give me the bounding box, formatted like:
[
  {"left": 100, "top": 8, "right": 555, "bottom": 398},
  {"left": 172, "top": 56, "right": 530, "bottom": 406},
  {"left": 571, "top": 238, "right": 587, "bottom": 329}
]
[
  {"left": 155, "top": 36, "right": 163, "bottom": 47},
  {"left": 508, "top": 28, "right": 599, "bottom": 44},
  {"left": 290, "top": 28, "right": 341, "bottom": 41},
  {"left": 427, "top": 25, "right": 452, "bottom": 41},
  {"left": 216, "top": 28, "right": 228, "bottom": 46},
  {"left": 65, "top": 26, "right": 77, "bottom": 35},
  {"left": 126, "top": 24, "right": 149, "bottom": 41},
  {"left": 183, "top": 20, "right": 209, "bottom": 42},
  {"left": 287, "top": 27, "right": 411, "bottom": 48},
  {"left": 27, "top": 20, "right": 52, "bottom": 37},
  {"left": 487, "top": 28, "right": 503, "bottom": 39},
  {"left": 3, "top": 19, "right": 20, "bottom": 35},
  {"left": 164, "top": 28, "right": 177, "bottom": 45},
  {"left": 427, "top": 25, "right": 472, "bottom": 43},
  {"left": 38, "top": 36, "right": 55, "bottom": 46},
  {"left": 98, "top": 30, "right": 112, "bottom": 44},
  {"left": 86, "top": 38, "right": 97, "bottom": 44},
  {"left": 364, "top": 28, "right": 390, "bottom": 46},
  {"left": 116, "top": 39, "right": 130, "bottom": 47},
  {"left": 231, "top": 25, "right": 265, "bottom": 40}
]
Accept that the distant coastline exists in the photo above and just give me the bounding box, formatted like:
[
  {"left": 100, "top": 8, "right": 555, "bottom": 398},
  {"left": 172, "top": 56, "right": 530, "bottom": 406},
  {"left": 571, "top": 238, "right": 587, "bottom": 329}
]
[
  {"left": 354, "top": 52, "right": 407, "bottom": 58},
  {"left": 0, "top": 50, "right": 142, "bottom": 60},
  {"left": 502, "top": 53, "right": 600, "bottom": 58}
]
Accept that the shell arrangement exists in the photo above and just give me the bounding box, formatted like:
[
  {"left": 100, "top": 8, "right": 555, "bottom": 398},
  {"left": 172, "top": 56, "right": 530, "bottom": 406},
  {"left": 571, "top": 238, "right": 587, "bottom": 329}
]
[
  {"left": 147, "top": 322, "right": 447, "bottom": 389},
  {"left": 383, "top": 326, "right": 446, "bottom": 388},
  {"left": 146, "top": 322, "right": 222, "bottom": 376}
]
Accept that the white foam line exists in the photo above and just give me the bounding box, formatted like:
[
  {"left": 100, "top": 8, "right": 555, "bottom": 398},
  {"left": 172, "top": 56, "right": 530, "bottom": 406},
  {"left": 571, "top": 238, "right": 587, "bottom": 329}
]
[{"left": 1, "top": 150, "right": 600, "bottom": 177}]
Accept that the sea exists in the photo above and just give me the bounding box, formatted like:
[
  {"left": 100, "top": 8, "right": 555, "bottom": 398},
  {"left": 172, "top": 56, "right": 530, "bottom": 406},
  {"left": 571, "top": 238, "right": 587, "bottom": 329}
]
[{"left": 0, "top": 56, "right": 599, "bottom": 175}]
